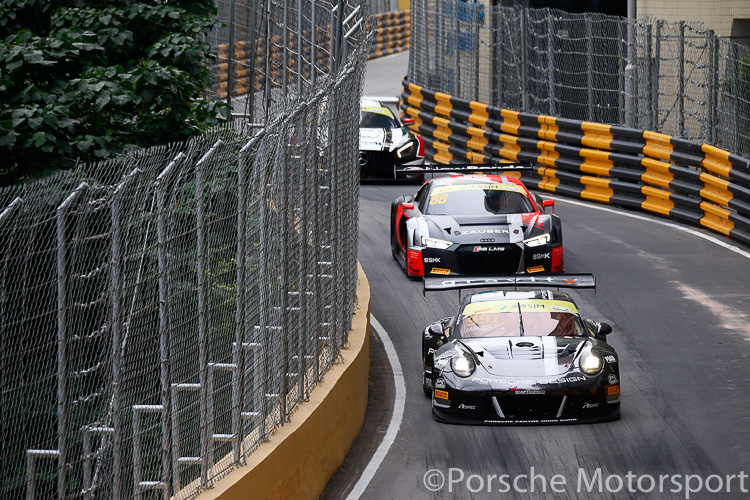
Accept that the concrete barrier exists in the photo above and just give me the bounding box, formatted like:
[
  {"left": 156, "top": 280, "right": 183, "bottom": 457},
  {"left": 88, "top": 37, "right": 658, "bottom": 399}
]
[{"left": 196, "top": 262, "right": 371, "bottom": 500}]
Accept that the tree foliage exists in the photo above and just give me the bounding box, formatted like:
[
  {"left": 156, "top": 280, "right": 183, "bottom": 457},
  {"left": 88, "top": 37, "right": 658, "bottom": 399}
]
[{"left": 0, "top": 0, "right": 228, "bottom": 185}]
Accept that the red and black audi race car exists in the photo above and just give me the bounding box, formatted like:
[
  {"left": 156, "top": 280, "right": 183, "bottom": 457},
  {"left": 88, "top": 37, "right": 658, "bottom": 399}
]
[{"left": 389, "top": 164, "right": 563, "bottom": 278}]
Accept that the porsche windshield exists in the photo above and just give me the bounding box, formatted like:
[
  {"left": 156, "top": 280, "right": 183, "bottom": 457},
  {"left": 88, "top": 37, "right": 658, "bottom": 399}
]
[
  {"left": 455, "top": 300, "right": 586, "bottom": 338},
  {"left": 360, "top": 110, "right": 400, "bottom": 129},
  {"left": 425, "top": 183, "right": 534, "bottom": 215}
]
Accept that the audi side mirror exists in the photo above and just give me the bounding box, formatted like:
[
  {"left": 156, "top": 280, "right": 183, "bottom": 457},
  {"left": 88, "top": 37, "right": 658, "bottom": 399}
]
[
  {"left": 542, "top": 199, "right": 555, "bottom": 213},
  {"left": 403, "top": 118, "right": 415, "bottom": 126},
  {"left": 402, "top": 202, "right": 414, "bottom": 210}
]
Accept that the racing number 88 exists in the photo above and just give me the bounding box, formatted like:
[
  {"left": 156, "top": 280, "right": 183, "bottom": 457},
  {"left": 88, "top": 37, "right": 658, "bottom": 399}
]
[{"left": 429, "top": 193, "right": 448, "bottom": 205}]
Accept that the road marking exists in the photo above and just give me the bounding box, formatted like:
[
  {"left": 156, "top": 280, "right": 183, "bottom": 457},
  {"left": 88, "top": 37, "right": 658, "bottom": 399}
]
[
  {"left": 345, "top": 314, "right": 406, "bottom": 500},
  {"left": 550, "top": 196, "right": 750, "bottom": 260}
]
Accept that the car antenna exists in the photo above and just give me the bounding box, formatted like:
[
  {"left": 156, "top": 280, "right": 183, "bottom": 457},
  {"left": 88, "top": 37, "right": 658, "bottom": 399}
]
[{"left": 517, "top": 302, "right": 525, "bottom": 337}]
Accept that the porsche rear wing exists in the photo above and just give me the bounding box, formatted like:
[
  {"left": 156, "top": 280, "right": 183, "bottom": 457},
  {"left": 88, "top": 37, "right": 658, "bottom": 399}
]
[
  {"left": 422, "top": 274, "right": 596, "bottom": 296},
  {"left": 396, "top": 162, "right": 533, "bottom": 174}
]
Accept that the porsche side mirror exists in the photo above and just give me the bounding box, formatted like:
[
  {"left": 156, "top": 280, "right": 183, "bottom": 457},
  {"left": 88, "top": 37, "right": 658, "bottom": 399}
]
[
  {"left": 402, "top": 202, "right": 414, "bottom": 210},
  {"left": 428, "top": 323, "right": 443, "bottom": 337},
  {"left": 542, "top": 199, "right": 555, "bottom": 213},
  {"left": 596, "top": 322, "right": 613, "bottom": 336},
  {"left": 403, "top": 118, "right": 415, "bottom": 126}
]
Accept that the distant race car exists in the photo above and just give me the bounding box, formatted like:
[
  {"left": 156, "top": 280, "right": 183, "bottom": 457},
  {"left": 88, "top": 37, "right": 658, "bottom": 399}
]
[
  {"left": 421, "top": 275, "right": 620, "bottom": 425},
  {"left": 359, "top": 97, "right": 424, "bottom": 178},
  {"left": 390, "top": 164, "right": 563, "bottom": 277}
]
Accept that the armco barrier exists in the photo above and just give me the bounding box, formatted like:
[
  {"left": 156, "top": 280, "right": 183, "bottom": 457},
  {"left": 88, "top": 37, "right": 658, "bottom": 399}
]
[
  {"left": 196, "top": 263, "right": 370, "bottom": 500},
  {"left": 400, "top": 80, "right": 750, "bottom": 246},
  {"left": 369, "top": 10, "right": 410, "bottom": 59}
]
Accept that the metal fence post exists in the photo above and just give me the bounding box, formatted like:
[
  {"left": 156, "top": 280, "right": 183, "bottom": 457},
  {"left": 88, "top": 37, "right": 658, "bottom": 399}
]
[
  {"left": 709, "top": 30, "right": 718, "bottom": 145},
  {"left": 653, "top": 20, "right": 662, "bottom": 132},
  {"left": 56, "top": 182, "right": 89, "bottom": 500},
  {"left": 678, "top": 20, "right": 685, "bottom": 137},
  {"left": 311, "top": 0, "right": 317, "bottom": 86},
  {"left": 227, "top": 0, "right": 236, "bottom": 115},
  {"left": 546, "top": 13, "right": 555, "bottom": 116},
  {"left": 521, "top": 7, "right": 528, "bottom": 111},
  {"left": 195, "top": 140, "right": 225, "bottom": 488},
  {"left": 156, "top": 153, "right": 184, "bottom": 498},
  {"left": 110, "top": 169, "right": 141, "bottom": 499},
  {"left": 283, "top": 0, "right": 289, "bottom": 99},
  {"left": 586, "top": 15, "right": 593, "bottom": 121}
]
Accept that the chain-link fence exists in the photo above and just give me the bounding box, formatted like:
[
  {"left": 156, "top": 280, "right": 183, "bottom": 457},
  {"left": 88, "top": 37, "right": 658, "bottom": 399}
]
[
  {"left": 408, "top": 1, "right": 750, "bottom": 157},
  {"left": 0, "top": 1, "right": 371, "bottom": 498},
  {"left": 209, "top": 0, "right": 373, "bottom": 122}
]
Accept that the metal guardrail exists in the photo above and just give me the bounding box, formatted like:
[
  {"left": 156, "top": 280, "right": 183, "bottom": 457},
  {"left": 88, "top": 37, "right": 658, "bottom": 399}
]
[{"left": 400, "top": 79, "right": 750, "bottom": 246}]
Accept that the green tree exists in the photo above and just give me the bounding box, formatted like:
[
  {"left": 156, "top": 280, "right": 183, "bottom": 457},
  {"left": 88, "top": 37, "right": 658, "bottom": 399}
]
[{"left": 0, "top": 0, "right": 228, "bottom": 185}]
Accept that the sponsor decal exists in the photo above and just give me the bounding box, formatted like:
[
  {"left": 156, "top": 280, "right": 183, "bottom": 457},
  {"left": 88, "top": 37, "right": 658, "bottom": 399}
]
[
  {"left": 434, "top": 378, "right": 446, "bottom": 389},
  {"left": 434, "top": 389, "right": 449, "bottom": 399},
  {"left": 458, "top": 403, "right": 476, "bottom": 410},
  {"left": 514, "top": 389, "right": 545, "bottom": 395},
  {"left": 431, "top": 267, "right": 450, "bottom": 275},
  {"left": 604, "top": 355, "right": 616, "bottom": 364},
  {"left": 582, "top": 403, "right": 599, "bottom": 409},
  {"left": 432, "top": 184, "right": 525, "bottom": 195},
  {"left": 479, "top": 238, "right": 495, "bottom": 243},
  {"left": 608, "top": 374, "right": 619, "bottom": 384},
  {"left": 408, "top": 250, "right": 421, "bottom": 260},
  {"left": 427, "top": 348, "right": 436, "bottom": 355},
  {"left": 458, "top": 229, "right": 509, "bottom": 235},
  {"left": 551, "top": 305, "right": 571, "bottom": 312},
  {"left": 532, "top": 253, "right": 551, "bottom": 260},
  {"left": 526, "top": 265, "right": 545, "bottom": 273},
  {"left": 463, "top": 299, "right": 579, "bottom": 315},
  {"left": 471, "top": 376, "right": 586, "bottom": 384},
  {"left": 423, "top": 257, "right": 441, "bottom": 263},
  {"left": 473, "top": 245, "right": 506, "bottom": 252},
  {"left": 424, "top": 377, "right": 433, "bottom": 388},
  {"left": 606, "top": 385, "right": 620, "bottom": 395}
]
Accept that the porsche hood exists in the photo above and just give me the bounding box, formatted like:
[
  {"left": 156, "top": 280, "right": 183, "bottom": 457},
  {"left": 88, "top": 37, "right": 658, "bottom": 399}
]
[{"left": 459, "top": 336, "right": 586, "bottom": 377}]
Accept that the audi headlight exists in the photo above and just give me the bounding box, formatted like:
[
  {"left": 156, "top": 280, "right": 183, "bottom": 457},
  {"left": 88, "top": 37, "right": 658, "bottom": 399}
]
[
  {"left": 396, "top": 142, "right": 414, "bottom": 158},
  {"left": 579, "top": 352, "right": 603, "bottom": 375},
  {"left": 450, "top": 355, "right": 475, "bottom": 377},
  {"left": 523, "top": 233, "right": 551, "bottom": 247},
  {"left": 421, "top": 236, "right": 452, "bottom": 249}
]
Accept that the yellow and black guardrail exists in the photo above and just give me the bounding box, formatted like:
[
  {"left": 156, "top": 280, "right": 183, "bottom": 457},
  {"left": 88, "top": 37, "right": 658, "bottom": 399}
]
[
  {"left": 369, "top": 10, "right": 410, "bottom": 59},
  {"left": 401, "top": 80, "right": 750, "bottom": 246}
]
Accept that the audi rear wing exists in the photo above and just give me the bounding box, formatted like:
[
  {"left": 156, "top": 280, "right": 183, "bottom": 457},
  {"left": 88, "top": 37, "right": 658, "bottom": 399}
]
[
  {"left": 396, "top": 162, "right": 533, "bottom": 174},
  {"left": 422, "top": 274, "right": 596, "bottom": 296}
]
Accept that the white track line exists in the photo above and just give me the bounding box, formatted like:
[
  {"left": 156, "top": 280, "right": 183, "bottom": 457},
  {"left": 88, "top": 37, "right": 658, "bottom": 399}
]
[
  {"left": 344, "top": 314, "right": 406, "bottom": 500},
  {"left": 550, "top": 196, "right": 750, "bottom": 260}
]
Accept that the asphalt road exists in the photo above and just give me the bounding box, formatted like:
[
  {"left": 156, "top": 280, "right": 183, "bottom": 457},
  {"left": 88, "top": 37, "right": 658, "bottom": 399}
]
[{"left": 323, "top": 51, "right": 750, "bottom": 499}]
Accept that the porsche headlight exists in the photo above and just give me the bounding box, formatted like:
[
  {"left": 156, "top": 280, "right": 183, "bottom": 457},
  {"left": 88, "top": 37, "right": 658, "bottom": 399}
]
[
  {"left": 523, "top": 233, "right": 551, "bottom": 247},
  {"left": 579, "top": 352, "right": 603, "bottom": 375},
  {"left": 450, "top": 355, "right": 476, "bottom": 377},
  {"left": 421, "top": 236, "right": 452, "bottom": 249},
  {"left": 396, "top": 142, "right": 414, "bottom": 158}
]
